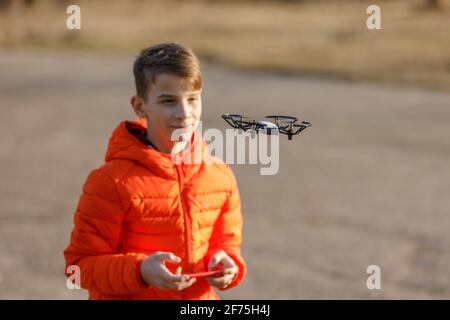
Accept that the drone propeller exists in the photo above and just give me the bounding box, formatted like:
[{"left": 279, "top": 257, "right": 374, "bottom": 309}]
[
  {"left": 278, "top": 121, "right": 312, "bottom": 140},
  {"left": 222, "top": 114, "right": 265, "bottom": 132},
  {"left": 265, "top": 115, "right": 297, "bottom": 126},
  {"left": 265, "top": 115, "right": 298, "bottom": 122}
]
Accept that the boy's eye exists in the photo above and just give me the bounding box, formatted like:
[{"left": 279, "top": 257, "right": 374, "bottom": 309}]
[{"left": 161, "top": 100, "right": 175, "bottom": 104}]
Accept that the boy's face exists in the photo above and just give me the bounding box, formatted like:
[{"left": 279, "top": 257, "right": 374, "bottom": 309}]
[{"left": 132, "top": 73, "right": 202, "bottom": 152}]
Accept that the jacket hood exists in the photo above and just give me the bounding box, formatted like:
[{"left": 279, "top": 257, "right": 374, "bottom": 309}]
[{"left": 105, "top": 118, "right": 209, "bottom": 180}]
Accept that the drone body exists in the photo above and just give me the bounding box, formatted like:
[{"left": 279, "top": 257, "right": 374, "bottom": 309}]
[{"left": 222, "top": 114, "right": 311, "bottom": 140}]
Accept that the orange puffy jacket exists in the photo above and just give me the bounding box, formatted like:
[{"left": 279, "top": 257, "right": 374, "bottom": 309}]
[{"left": 64, "top": 119, "right": 246, "bottom": 299}]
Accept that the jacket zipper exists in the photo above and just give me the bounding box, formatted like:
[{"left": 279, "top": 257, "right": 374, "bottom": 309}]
[{"left": 176, "top": 165, "right": 192, "bottom": 273}]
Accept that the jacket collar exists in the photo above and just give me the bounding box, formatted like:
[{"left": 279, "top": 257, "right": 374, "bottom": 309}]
[{"left": 105, "top": 118, "right": 208, "bottom": 181}]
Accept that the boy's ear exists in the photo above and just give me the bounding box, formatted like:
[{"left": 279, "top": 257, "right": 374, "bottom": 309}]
[{"left": 130, "top": 95, "right": 146, "bottom": 118}]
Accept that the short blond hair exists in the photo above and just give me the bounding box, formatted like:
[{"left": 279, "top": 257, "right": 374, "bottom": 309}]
[{"left": 133, "top": 43, "right": 203, "bottom": 101}]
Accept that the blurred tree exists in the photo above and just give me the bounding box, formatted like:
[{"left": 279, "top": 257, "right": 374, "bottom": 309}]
[
  {"left": 53, "top": 0, "right": 73, "bottom": 8},
  {"left": 0, "top": 0, "right": 35, "bottom": 9},
  {"left": 0, "top": 0, "right": 12, "bottom": 10},
  {"left": 23, "top": 0, "right": 35, "bottom": 6},
  {"left": 425, "top": 0, "right": 440, "bottom": 8}
]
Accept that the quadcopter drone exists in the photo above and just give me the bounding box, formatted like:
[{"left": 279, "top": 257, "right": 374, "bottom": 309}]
[{"left": 221, "top": 114, "right": 312, "bottom": 140}]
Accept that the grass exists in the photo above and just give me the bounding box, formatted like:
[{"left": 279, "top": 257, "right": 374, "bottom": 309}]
[{"left": 1, "top": 0, "right": 449, "bottom": 90}]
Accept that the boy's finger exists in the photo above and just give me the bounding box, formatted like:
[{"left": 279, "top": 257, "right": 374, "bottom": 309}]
[
  {"left": 163, "top": 273, "right": 185, "bottom": 283},
  {"left": 222, "top": 274, "right": 235, "bottom": 283},
  {"left": 207, "top": 273, "right": 234, "bottom": 284},
  {"left": 159, "top": 265, "right": 185, "bottom": 283},
  {"left": 207, "top": 277, "right": 228, "bottom": 288},
  {"left": 161, "top": 281, "right": 179, "bottom": 290},
  {"left": 180, "top": 277, "right": 197, "bottom": 289},
  {"left": 168, "top": 277, "right": 197, "bottom": 291},
  {"left": 162, "top": 267, "right": 190, "bottom": 283},
  {"left": 220, "top": 255, "right": 237, "bottom": 269},
  {"left": 223, "top": 266, "right": 239, "bottom": 275},
  {"left": 208, "top": 250, "right": 226, "bottom": 270},
  {"left": 154, "top": 251, "right": 181, "bottom": 263}
]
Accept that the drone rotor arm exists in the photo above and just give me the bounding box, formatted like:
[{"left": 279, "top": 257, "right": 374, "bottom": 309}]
[
  {"left": 222, "top": 116, "right": 239, "bottom": 129},
  {"left": 292, "top": 122, "right": 312, "bottom": 135}
]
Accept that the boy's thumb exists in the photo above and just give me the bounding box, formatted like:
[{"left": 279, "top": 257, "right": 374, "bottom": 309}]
[{"left": 208, "top": 250, "right": 226, "bottom": 270}]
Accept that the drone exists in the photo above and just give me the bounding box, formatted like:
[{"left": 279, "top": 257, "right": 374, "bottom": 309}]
[{"left": 221, "top": 114, "right": 312, "bottom": 140}]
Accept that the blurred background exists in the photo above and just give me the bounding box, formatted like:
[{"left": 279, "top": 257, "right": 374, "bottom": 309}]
[{"left": 0, "top": 0, "right": 449, "bottom": 299}]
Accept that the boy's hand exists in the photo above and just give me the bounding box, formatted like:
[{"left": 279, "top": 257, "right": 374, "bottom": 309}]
[
  {"left": 140, "top": 251, "right": 196, "bottom": 291},
  {"left": 206, "top": 250, "right": 239, "bottom": 289}
]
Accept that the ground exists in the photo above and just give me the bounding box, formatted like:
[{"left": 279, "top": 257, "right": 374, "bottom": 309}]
[{"left": 0, "top": 50, "right": 449, "bottom": 299}]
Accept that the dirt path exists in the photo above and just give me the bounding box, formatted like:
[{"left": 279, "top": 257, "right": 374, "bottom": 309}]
[{"left": 1, "top": 50, "right": 449, "bottom": 299}]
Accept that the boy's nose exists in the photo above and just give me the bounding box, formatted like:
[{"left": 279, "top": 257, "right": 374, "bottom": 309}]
[{"left": 175, "top": 101, "right": 191, "bottom": 120}]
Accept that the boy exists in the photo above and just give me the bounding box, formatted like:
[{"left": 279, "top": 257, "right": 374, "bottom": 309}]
[{"left": 64, "top": 43, "right": 246, "bottom": 300}]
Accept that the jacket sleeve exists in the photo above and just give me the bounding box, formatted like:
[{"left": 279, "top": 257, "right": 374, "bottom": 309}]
[
  {"left": 63, "top": 168, "right": 148, "bottom": 296},
  {"left": 205, "top": 168, "right": 247, "bottom": 291}
]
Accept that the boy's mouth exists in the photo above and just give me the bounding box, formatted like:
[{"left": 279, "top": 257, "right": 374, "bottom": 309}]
[{"left": 171, "top": 124, "right": 193, "bottom": 129}]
